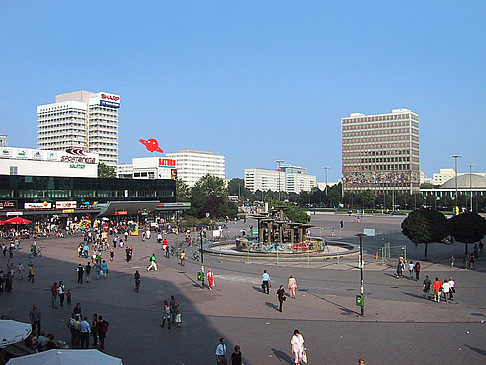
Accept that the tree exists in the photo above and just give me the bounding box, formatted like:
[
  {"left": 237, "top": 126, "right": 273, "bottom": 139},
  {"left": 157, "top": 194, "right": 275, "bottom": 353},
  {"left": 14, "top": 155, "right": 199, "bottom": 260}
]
[
  {"left": 448, "top": 212, "right": 486, "bottom": 255},
  {"left": 176, "top": 179, "right": 191, "bottom": 202},
  {"left": 228, "top": 178, "right": 252, "bottom": 200},
  {"left": 98, "top": 162, "right": 116, "bottom": 178},
  {"left": 401, "top": 209, "right": 448, "bottom": 260}
]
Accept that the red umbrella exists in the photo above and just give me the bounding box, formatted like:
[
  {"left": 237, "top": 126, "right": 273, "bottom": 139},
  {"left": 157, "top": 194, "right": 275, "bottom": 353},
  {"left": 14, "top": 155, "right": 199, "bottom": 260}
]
[
  {"left": 4, "top": 217, "right": 32, "bottom": 225},
  {"left": 0, "top": 220, "right": 5, "bottom": 225}
]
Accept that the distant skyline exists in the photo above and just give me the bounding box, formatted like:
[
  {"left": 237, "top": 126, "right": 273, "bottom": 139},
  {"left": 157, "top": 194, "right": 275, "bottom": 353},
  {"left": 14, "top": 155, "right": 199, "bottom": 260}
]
[{"left": 1, "top": 1, "right": 485, "bottom": 181}]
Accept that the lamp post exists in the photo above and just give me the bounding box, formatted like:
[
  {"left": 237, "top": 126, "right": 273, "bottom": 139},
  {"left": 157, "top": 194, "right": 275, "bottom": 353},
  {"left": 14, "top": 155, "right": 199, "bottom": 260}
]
[
  {"left": 468, "top": 163, "right": 475, "bottom": 212},
  {"left": 322, "top": 166, "right": 330, "bottom": 196},
  {"left": 356, "top": 233, "right": 366, "bottom": 316},
  {"left": 200, "top": 229, "right": 205, "bottom": 289},
  {"left": 451, "top": 154, "right": 462, "bottom": 214},
  {"left": 275, "top": 160, "right": 284, "bottom": 201}
]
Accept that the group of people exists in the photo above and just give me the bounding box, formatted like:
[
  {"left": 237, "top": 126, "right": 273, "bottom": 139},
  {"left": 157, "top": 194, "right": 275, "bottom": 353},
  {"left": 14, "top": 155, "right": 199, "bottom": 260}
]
[
  {"left": 161, "top": 295, "right": 182, "bottom": 329},
  {"left": 261, "top": 270, "right": 298, "bottom": 313},
  {"left": 66, "top": 309, "right": 109, "bottom": 350},
  {"left": 396, "top": 256, "right": 421, "bottom": 281},
  {"left": 423, "top": 276, "right": 456, "bottom": 302}
]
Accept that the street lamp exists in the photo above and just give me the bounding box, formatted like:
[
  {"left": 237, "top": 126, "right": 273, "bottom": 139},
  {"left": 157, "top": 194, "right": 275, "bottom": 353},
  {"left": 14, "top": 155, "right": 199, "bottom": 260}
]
[
  {"left": 322, "top": 166, "right": 330, "bottom": 196},
  {"left": 275, "top": 160, "right": 284, "bottom": 201},
  {"left": 468, "top": 163, "right": 475, "bottom": 212},
  {"left": 200, "top": 229, "right": 205, "bottom": 289},
  {"left": 356, "top": 233, "right": 366, "bottom": 316},
  {"left": 451, "top": 154, "right": 462, "bottom": 213}
]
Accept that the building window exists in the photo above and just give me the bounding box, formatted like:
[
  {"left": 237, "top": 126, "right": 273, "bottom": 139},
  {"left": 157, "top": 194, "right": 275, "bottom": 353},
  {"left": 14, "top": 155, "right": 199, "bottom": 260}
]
[{"left": 9, "top": 166, "right": 18, "bottom": 175}]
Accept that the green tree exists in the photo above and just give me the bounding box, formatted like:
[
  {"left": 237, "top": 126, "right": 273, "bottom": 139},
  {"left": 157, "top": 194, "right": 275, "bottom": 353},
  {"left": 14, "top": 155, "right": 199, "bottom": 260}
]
[
  {"left": 97, "top": 162, "right": 116, "bottom": 178},
  {"left": 227, "top": 178, "right": 252, "bottom": 200},
  {"left": 176, "top": 179, "right": 191, "bottom": 202},
  {"left": 448, "top": 212, "right": 486, "bottom": 255},
  {"left": 401, "top": 209, "right": 448, "bottom": 260}
]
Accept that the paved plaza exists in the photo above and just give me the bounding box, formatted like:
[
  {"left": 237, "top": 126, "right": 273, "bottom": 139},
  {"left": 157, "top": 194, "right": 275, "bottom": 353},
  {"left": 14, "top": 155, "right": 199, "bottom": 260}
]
[{"left": 1, "top": 213, "right": 486, "bottom": 364}]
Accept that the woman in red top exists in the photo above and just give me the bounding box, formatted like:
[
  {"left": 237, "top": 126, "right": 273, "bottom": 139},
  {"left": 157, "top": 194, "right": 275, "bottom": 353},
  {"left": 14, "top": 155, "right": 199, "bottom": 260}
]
[
  {"left": 432, "top": 278, "right": 442, "bottom": 303},
  {"left": 207, "top": 269, "right": 214, "bottom": 290}
]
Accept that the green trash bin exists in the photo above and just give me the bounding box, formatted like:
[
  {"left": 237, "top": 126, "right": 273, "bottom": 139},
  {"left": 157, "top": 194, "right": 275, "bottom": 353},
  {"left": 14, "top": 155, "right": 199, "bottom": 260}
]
[
  {"left": 356, "top": 294, "right": 364, "bottom": 307},
  {"left": 197, "top": 272, "right": 204, "bottom": 281}
]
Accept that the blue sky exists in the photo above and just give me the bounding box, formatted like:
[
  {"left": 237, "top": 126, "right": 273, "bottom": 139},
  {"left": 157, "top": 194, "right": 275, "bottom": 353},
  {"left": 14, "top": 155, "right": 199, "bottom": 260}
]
[{"left": 0, "top": 1, "right": 484, "bottom": 181}]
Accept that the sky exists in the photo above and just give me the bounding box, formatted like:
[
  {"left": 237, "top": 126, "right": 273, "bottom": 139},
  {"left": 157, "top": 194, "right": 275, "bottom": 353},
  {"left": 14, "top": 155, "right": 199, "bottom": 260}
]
[{"left": 0, "top": 1, "right": 485, "bottom": 181}]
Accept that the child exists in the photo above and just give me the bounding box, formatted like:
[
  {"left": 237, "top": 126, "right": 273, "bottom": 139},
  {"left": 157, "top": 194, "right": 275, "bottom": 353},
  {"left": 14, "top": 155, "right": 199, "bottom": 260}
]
[{"left": 66, "top": 289, "right": 72, "bottom": 305}]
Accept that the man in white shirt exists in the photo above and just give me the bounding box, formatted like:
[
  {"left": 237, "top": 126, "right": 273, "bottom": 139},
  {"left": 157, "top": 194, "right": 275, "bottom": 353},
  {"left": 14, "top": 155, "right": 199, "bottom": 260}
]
[
  {"left": 79, "top": 316, "right": 91, "bottom": 349},
  {"left": 57, "top": 281, "right": 65, "bottom": 307},
  {"left": 215, "top": 337, "right": 227, "bottom": 365},
  {"left": 262, "top": 270, "right": 271, "bottom": 294},
  {"left": 441, "top": 278, "right": 450, "bottom": 303}
]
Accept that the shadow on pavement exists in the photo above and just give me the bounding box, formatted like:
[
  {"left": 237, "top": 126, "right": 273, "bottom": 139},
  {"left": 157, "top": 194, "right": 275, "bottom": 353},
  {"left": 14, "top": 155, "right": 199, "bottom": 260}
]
[
  {"left": 265, "top": 301, "right": 279, "bottom": 311},
  {"left": 464, "top": 344, "right": 486, "bottom": 356},
  {"left": 306, "top": 291, "right": 360, "bottom": 315},
  {"left": 271, "top": 348, "right": 294, "bottom": 364}
]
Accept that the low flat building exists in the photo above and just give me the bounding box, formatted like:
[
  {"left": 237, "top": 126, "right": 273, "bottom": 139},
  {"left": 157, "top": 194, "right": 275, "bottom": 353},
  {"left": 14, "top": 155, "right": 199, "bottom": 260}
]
[
  {"left": 0, "top": 146, "right": 98, "bottom": 178},
  {"left": 117, "top": 157, "right": 177, "bottom": 180},
  {"left": 245, "top": 164, "right": 317, "bottom": 194}
]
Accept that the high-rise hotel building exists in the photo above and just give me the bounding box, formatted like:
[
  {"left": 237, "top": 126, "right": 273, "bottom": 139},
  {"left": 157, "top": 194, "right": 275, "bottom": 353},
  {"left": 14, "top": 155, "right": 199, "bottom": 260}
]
[
  {"left": 341, "top": 108, "right": 420, "bottom": 194},
  {"left": 37, "top": 90, "right": 120, "bottom": 166}
]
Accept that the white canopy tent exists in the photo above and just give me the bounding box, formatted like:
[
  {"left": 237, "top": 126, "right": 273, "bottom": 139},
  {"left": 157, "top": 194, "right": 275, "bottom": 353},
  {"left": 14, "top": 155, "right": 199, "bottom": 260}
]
[
  {"left": 6, "top": 349, "right": 123, "bottom": 365},
  {"left": 0, "top": 320, "right": 32, "bottom": 347}
]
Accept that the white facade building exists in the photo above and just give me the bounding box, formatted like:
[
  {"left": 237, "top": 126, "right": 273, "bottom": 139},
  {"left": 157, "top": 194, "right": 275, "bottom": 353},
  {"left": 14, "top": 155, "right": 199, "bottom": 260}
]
[
  {"left": 432, "top": 168, "right": 486, "bottom": 186},
  {"left": 117, "top": 157, "right": 177, "bottom": 180},
  {"left": 165, "top": 149, "right": 225, "bottom": 187},
  {"left": 245, "top": 164, "right": 317, "bottom": 194},
  {"left": 0, "top": 146, "right": 98, "bottom": 178},
  {"left": 37, "top": 90, "right": 120, "bottom": 166},
  {"left": 0, "top": 134, "right": 7, "bottom": 147}
]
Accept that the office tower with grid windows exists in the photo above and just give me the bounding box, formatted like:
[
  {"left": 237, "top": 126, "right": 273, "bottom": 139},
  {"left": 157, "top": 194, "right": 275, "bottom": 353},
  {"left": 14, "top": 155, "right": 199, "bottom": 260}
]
[
  {"left": 37, "top": 90, "right": 120, "bottom": 166},
  {"left": 341, "top": 108, "right": 420, "bottom": 194}
]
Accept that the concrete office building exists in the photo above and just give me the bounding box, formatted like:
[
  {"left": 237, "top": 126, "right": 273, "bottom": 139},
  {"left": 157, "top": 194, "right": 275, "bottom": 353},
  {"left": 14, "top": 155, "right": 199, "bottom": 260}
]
[
  {"left": 342, "top": 108, "right": 420, "bottom": 194},
  {"left": 244, "top": 164, "right": 317, "bottom": 194},
  {"left": 37, "top": 90, "right": 120, "bottom": 166},
  {"left": 165, "top": 149, "right": 225, "bottom": 187},
  {"left": 0, "top": 134, "right": 7, "bottom": 147}
]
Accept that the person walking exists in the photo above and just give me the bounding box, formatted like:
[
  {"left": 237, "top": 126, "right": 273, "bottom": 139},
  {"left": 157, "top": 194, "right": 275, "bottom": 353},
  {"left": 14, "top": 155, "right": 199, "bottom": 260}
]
[
  {"left": 58, "top": 281, "right": 65, "bottom": 307},
  {"left": 79, "top": 316, "right": 91, "bottom": 349},
  {"left": 161, "top": 300, "right": 171, "bottom": 329},
  {"left": 291, "top": 329, "right": 305, "bottom": 365},
  {"left": 27, "top": 265, "right": 34, "bottom": 283},
  {"left": 170, "top": 295, "right": 177, "bottom": 324},
  {"left": 77, "top": 264, "right": 84, "bottom": 284},
  {"left": 448, "top": 277, "right": 455, "bottom": 300},
  {"left": 396, "top": 261, "right": 403, "bottom": 279},
  {"left": 423, "top": 275, "right": 431, "bottom": 299},
  {"left": 215, "top": 337, "right": 227, "bottom": 365},
  {"left": 433, "top": 277, "right": 442, "bottom": 303},
  {"left": 262, "top": 270, "right": 271, "bottom": 294},
  {"left": 414, "top": 261, "right": 421, "bottom": 281},
  {"left": 125, "top": 247, "right": 131, "bottom": 262},
  {"left": 207, "top": 269, "right": 214, "bottom": 290},
  {"left": 163, "top": 239, "right": 169, "bottom": 258},
  {"left": 174, "top": 301, "right": 182, "bottom": 328},
  {"left": 17, "top": 262, "right": 25, "bottom": 280},
  {"left": 441, "top": 278, "right": 450, "bottom": 303},
  {"left": 50, "top": 282, "right": 59, "bottom": 308},
  {"left": 276, "top": 285, "right": 286, "bottom": 312},
  {"left": 109, "top": 248, "right": 114, "bottom": 262},
  {"left": 134, "top": 270, "right": 141, "bottom": 291},
  {"left": 29, "top": 304, "right": 41, "bottom": 336},
  {"left": 97, "top": 315, "right": 109, "bottom": 350},
  {"left": 101, "top": 260, "right": 108, "bottom": 278},
  {"left": 85, "top": 262, "right": 92, "bottom": 283},
  {"left": 230, "top": 345, "right": 243, "bottom": 365},
  {"left": 288, "top": 275, "right": 297, "bottom": 299},
  {"left": 147, "top": 253, "right": 158, "bottom": 271},
  {"left": 408, "top": 261, "right": 414, "bottom": 280},
  {"left": 180, "top": 250, "right": 186, "bottom": 266}
]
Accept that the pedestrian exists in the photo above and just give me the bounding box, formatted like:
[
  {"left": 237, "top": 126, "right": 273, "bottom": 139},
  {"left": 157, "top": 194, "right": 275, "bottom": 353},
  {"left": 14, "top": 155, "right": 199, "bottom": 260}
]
[
  {"left": 58, "top": 281, "right": 65, "bottom": 307},
  {"left": 449, "top": 255, "right": 455, "bottom": 267},
  {"left": 175, "top": 301, "right": 182, "bottom": 327},
  {"left": 448, "top": 277, "right": 455, "bottom": 300},
  {"left": 0, "top": 271, "right": 4, "bottom": 292},
  {"left": 85, "top": 262, "right": 92, "bottom": 283},
  {"left": 180, "top": 250, "right": 186, "bottom": 266},
  {"left": 77, "top": 264, "right": 84, "bottom": 284},
  {"left": 433, "top": 277, "right": 442, "bottom": 303},
  {"left": 72, "top": 302, "right": 82, "bottom": 318},
  {"left": 261, "top": 270, "right": 271, "bottom": 294},
  {"left": 101, "top": 260, "right": 108, "bottom": 278},
  {"left": 276, "top": 285, "right": 286, "bottom": 312},
  {"left": 290, "top": 329, "right": 305, "bottom": 365},
  {"left": 1, "top": 243, "right": 6, "bottom": 257},
  {"left": 66, "top": 289, "right": 72, "bottom": 305},
  {"left": 230, "top": 345, "right": 243, "bottom": 365},
  {"left": 95, "top": 261, "right": 101, "bottom": 280},
  {"left": 163, "top": 239, "right": 169, "bottom": 258},
  {"left": 50, "top": 282, "right": 58, "bottom": 308},
  {"left": 358, "top": 358, "right": 365, "bottom": 365},
  {"left": 91, "top": 314, "right": 98, "bottom": 346},
  {"left": 408, "top": 261, "right": 414, "bottom": 280},
  {"left": 27, "top": 264, "right": 34, "bottom": 284},
  {"left": 17, "top": 262, "right": 25, "bottom": 280},
  {"left": 29, "top": 304, "right": 41, "bottom": 336},
  {"left": 125, "top": 247, "right": 130, "bottom": 262},
  {"left": 423, "top": 275, "right": 431, "bottom": 299},
  {"left": 97, "top": 315, "right": 109, "bottom": 350},
  {"left": 441, "top": 278, "right": 449, "bottom": 302},
  {"left": 215, "top": 337, "right": 227, "bottom": 365},
  {"left": 9, "top": 242, "right": 14, "bottom": 258},
  {"left": 147, "top": 253, "right": 158, "bottom": 271},
  {"left": 207, "top": 269, "right": 214, "bottom": 290},
  {"left": 396, "top": 262, "right": 403, "bottom": 279},
  {"left": 414, "top": 261, "right": 421, "bottom": 281},
  {"left": 170, "top": 295, "right": 177, "bottom": 324},
  {"left": 161, "top": 300, "right": 171, "bottom": 329},
  {"left": 109, "top": 248, "right": 114, "bottom": 262},
  {"left": 29, "top": 251, "right": 33, "bottom": 265},
  {"left": 469, "top": 254, "right": 475, "bottom": 270},
  {"left": 79, "top": 316, "right": 91, "bottom": 349},
  {"left": 288, "top": 275, "right": 297, "bottom": 299}
]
